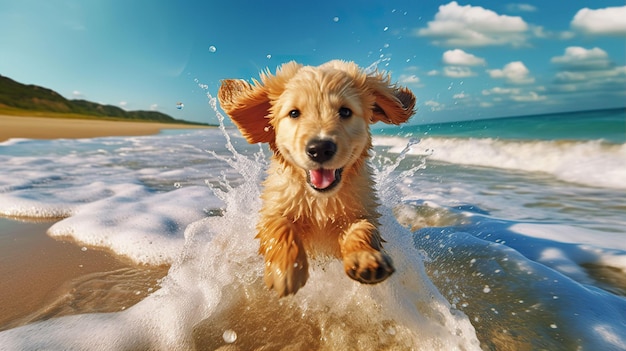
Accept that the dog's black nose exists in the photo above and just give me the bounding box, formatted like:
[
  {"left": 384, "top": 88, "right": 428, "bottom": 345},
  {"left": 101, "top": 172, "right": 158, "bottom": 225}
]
[{"left": 306, "top": 139, "right": 337, "bottom": 163}]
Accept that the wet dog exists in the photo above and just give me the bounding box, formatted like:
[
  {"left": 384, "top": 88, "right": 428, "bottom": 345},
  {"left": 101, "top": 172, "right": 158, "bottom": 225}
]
[{"left": 218, "top": 60, "right": 415, "bottom": 296}]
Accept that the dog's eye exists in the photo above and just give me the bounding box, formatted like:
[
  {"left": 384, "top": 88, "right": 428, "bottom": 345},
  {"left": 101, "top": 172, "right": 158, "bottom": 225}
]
[
  {"left": 338, "top": 107, "right": 352, "bottom": 119},
  {"left": 289, "top": 109, "right": 301, "bottom": 118}
]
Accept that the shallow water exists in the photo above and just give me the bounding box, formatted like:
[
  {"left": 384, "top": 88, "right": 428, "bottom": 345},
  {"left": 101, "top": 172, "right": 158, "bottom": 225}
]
[
  {"left": 0, "top": 107, "right": 625, "bottom": 349},
  {"left": 0, "top": 217, "right": 168, "bottom": 332}
]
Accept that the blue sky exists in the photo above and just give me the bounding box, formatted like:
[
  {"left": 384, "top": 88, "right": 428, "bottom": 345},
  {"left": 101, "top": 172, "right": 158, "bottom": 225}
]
[{"left": 1, "top": 0, "right": 625, "bottom": 125}]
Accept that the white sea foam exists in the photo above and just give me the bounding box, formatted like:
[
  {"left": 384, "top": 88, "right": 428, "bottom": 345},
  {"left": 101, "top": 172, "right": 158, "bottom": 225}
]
[
  {"left": 48, "top": 185, "right": 221, "bottom": 265},
  {"left": 509, "top": 222, "right": 626, "bottom": 278},
  {"left": 0, "top": 138, "right": 32, "bottom": 147},
  {"left": 374, "top": 136, "right": 626, "bottom": 189}
]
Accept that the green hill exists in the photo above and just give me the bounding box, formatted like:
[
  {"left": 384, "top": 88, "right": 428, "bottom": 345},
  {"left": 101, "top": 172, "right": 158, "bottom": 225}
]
[{"left": 0, "top": 74, "right": 206, "bottom": 125}]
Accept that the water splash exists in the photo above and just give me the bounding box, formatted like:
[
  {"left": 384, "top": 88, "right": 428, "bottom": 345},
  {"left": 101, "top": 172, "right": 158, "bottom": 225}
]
[{"left": 373, "top": 137, "right": 425, "bottom": 204}]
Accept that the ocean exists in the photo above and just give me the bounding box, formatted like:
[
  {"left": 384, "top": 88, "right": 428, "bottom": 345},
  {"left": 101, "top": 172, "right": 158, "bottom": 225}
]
[{"left": 0, "top": 105, "right": 624, "bottom": 350}]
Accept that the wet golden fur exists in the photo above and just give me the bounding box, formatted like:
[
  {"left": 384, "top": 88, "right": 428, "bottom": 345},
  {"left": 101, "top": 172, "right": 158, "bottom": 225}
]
[{"left": 218, "top": 60, "right": 415, "bottom": 297}]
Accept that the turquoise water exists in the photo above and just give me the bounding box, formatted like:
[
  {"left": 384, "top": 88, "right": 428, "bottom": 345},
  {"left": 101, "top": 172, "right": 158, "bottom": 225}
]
[{"left": 376, "top": 108, "right": 626, "bottom": 143}]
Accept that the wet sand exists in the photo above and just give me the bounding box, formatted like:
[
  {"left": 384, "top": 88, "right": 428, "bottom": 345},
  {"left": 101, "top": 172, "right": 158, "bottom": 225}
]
[
  {"left": 0, "top": 217, "right": 168, "bottom": 331},
  {"left": 0, "top": 114, "right": 210, "bottom": 142},
  {"left": 0, "top": 114, "right": 181, "bottom": 330}
]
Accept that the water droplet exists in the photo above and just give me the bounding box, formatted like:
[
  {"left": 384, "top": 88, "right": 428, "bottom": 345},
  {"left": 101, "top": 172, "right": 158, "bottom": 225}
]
[
  {"left": 263, "top": 126, "right": 271, "bottom": 132},
  {"left": 223, "top": 329, "right": 237, "bottom": 343},
  {"left": 383, "top": 26, "right": 389, "bottom": 31},
  {"left": 386, "top": 326, "right": 396, "bottom": 335},
  {"left": 483, "top": 285, "right": 491, "bottom": 293},
  {"left": 333, "top": 16, "right": 339, "bottom": 22},
  {"left": 208, "top": 45, "right": 217, "bottom": 53},
  {"left": 174, "top": 182, "right": 182, "bottom": 188},
  {"left": 176, "top": 102, "right": 184, "bottom": 110},
  {"left": 81, "top": 247, "right": 87, "bottom": 252},
  {"left": 266, "top": 54, "right": 272, "bottom": 59},
  {"left": 550, "top": 324, "right": 558, "bottom": 329}
]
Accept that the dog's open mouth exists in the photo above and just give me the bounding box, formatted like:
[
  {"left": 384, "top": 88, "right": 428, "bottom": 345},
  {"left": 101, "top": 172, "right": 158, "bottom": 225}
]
[{"left": 307, "top": 168, "right": 343, "bottom": 192}]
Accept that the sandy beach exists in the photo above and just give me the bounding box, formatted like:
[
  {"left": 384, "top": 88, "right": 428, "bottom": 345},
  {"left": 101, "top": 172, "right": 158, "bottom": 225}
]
[
  {"left": 0, "top": 218, "right": 169, "bottom": 331},
  {"left": 0, "top": 114, "right": 210, "bottom": 142},
  {"left": 0, "top": 115, "right": 181, "bottom": 330}
]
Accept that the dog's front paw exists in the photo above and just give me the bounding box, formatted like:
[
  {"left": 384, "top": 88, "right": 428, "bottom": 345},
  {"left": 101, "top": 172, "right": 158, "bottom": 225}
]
[
  {"left": 343, "top": 250, "right": 395, "bottom": 284},
  {"left": 264, "top": 256, "right": 309, "bottom": 297}
]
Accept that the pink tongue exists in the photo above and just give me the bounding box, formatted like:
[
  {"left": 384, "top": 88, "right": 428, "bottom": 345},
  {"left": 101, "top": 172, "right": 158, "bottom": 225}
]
[{"left": 309, "top": 168, "right": 336, "bottom": 189}]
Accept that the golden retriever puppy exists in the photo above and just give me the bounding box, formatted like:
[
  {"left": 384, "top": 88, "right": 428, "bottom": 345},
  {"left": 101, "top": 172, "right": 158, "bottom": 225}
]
[{"left": 218, "top": 60, "right": 415, "bottom": 297}]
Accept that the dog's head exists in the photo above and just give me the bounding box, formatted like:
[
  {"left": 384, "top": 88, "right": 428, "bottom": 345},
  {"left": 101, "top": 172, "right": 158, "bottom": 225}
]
[{"left": 218, "top": 60, "right": 415, "bottom": 194}]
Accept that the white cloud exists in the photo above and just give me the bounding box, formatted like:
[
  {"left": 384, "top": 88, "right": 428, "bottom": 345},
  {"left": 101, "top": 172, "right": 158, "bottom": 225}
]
[
  {"left": 72, "top": 90, "right": 84, "bottom": 98},
  {"left": 424, "top": 100, "right": 445, "bottom": 111},
  {"left": 427, "top": 70, "right": 440, "bottom": 76},
  {"left": 442, "top": 49, "right": 486, "bottom": 66},
  {"left": 557, "top": 31, "right": 576, "bottom": 40},
  {"left": 416, "top": 1, "right": 529, "bottom": 47},
  {"left": 571, "top": 5, "right": 626, "bottom": 36},
  {"left": 506, "top": 3, "right": 537, "bottom": 13},
  {"left": 481, "top": 87, "right": 522, "bottom": 95},
  {"left": 480, "top": 86, "right": 547, "bottom": 106},
  {"left": 487, "top": 61, "right": 535, "bottom": 84},
  {"left": 399, "top": 74, "right": 421, "bottom": 84},
  {"left": 453, "top": 92, "right": 469, "bottom": 99},
  {"left": 119, "top": 101, "right": 128, "bottom": 108},
  {"left": 530, "top": 25, "right": 575, "bottom": 40},
  {"left": 150, "top": 104, "right": 158, "bottom": 111},
  {"left": 443, "top": 66, "right": 476, "bottom": 78},
  {"left": 510, "top": 91, "right": 547, "bottom": 102},
  {"left": 554, "top": 65, "right": 626, "bottom": 84},
  {"left": 551, "top": 46, "right": 611, "bottom": 70},
  {"left": 549, "top": 46, "right": 626, "bottom": 94}
]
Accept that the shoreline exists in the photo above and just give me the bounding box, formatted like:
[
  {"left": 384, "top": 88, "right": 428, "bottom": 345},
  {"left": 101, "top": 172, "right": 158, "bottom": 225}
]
[
  {"left": 0, "top": 114, "right": 212, "bottom": 142},
  {"left": 0, "top": 217, "right": 168, "bottom": 330}
]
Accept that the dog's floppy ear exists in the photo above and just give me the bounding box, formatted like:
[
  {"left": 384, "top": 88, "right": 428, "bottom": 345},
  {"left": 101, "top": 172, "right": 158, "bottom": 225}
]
[
  {"left": 218, "top": 61, "right": 303, "bottom": 144},
  {"left": 367, "top": 73, "right": 416, "bottom": 125},
  {"left": 218, "top": 79, "right": 273, "bottom": 144}
]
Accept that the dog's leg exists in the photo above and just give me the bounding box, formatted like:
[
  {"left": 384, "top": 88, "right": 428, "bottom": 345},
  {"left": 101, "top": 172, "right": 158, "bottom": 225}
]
[
  {"left": 339, "top": 219, "right": 395, "bottom": 284},
  {"left": 257, "top": 217, "right": 309, "bottom": 297}
]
